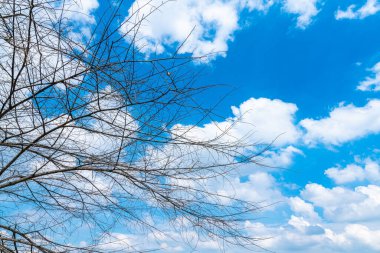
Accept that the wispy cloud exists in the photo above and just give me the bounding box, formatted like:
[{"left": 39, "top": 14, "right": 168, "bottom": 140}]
[
  {"left": 357, "top": 62, "right": 380, "bottom": 91},
  {"left": 336, "top": 0, "right": 380, "bottom": 20}
]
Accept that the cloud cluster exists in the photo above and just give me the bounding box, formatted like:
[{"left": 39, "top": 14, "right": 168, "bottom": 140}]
[
  {"left": 121, "top": 0, "right": 321, "bottom": 60},
  {"left": 241, "top": 157, "right": 380, "bottom": 253},
  {"left": 96, "top": 181, "right": 380, "bottom": 253}
]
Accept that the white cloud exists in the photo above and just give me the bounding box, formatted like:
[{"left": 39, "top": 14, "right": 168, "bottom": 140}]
[
  {"left": 301, "top": 183, "right": 380, "bottom": 222},
  {"left": 325, "top": 158, "right": 380, "bottom": 184},
  {"left": 243, "top": 0, "right": 275, "bottom": 11},
  {"left": 89, "top": 152, "right": 380, "bottom": 253},
  {"left": 345, "top": 224, "right": 380, "bottom": 251},
  {"left": 170, "top": 94, "right": 380, "bottom": 151},
  {"left": 230, "top": 98, "right": 301, "bottom": 146},
  {"left": 283, "top": 0, "right": 320, "bottom": 28},
  {"left": 241, "top": 153, "right": 380, "bottom": 253},
  {"left": 218, "top": 172, "right": 284, "bottom": 205},
  {"left": 244, "top": 175, "right": 380, "bottom": 252},
  {"left": 289, "top": 197, "right": 320, "bottom": 221},
  {"left": 335, "top": 5, "right": 357, "bottom": 19},
  {"left": 300, "top": 99, "right": 380, "bottom": 146},
  {"left": 262, "top": 145, "right": 303, "bottom": 167},
  {"left": 326, "top": 164, "right": 366, "bottom": 184},
  {"left": 336, "top": 0, "right": 380, "bottom": 20},
  {"left": 357, "top": 62, "right": 380, "bottom": 91},
  {"left": 171, "top": 98, "right": 300, "bottom": 149}
]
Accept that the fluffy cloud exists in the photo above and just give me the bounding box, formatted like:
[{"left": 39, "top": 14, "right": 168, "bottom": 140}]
[
  {"left": 357, "top": 62, "right": 380, "bottom": 91},
  {"left": 173, "top": 96, "right": 380, "bottom": 150},
  {"left": 172, "top": 97, "right": 300, "bottom": 148},
  {"left": 229, "top": 98, "right": 301, "bottom": 146},
  {"left": 283, "top": 0, "right": 320, "bottom": 28},
  {"left": 244, "top": 152, "right": 380, "bottom": 253},
  {"left": 300, "top": 99, "right": 380, "bottom": 146},
  {"left": 218, "top": 172, "right": 284, "bottom": 205},
  {"left": 325, "top": 158, "right": 380, "bottom": 184},
  {"left": 121, "top": 0, "right": 272, "bottom": 60},
  {"left": 243, "top": 175, "right": 380, "bottom": 253},
  {"left": 289, "top": 197, "right": 320, "bottom": 221},
  {"left": 301, "top": 183, "right": 380, "bottom": 222},
  {"left": 336, "top": 0, "right": 380, "bottom": 20},
  {"left": 344, "top": 224, "right": 380, "bottom": 251}
]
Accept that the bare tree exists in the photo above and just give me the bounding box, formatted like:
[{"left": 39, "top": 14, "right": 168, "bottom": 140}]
[{"left": 0, "top": 0, "right": 267, "bottom": 252}]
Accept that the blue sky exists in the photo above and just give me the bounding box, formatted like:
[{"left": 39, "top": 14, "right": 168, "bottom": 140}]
[{"left": 88, "top": 0, "right": 380, "bottom": 252}]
